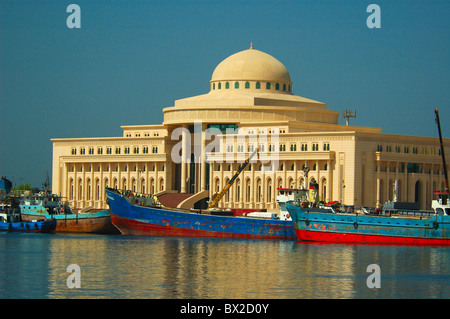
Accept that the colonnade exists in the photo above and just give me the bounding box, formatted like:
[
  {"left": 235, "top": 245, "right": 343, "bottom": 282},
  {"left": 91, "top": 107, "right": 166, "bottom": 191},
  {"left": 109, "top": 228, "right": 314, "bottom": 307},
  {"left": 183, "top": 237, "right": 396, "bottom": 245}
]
[{"left": 65, "top": 161, "right": 167, "bottom": 208}]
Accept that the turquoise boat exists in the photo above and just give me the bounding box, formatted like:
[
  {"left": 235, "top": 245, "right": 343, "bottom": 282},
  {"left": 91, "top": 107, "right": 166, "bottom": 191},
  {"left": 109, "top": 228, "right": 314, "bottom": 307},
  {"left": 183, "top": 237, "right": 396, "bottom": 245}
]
[
  {"left": 287, "top": 109, "right": 450, "bottom": 245},
  {"left": 19, "top": 192, "right": 119, "bottom": 234},
  {"left": 287, "top": 192, "right": 449, "bottom": 245}
]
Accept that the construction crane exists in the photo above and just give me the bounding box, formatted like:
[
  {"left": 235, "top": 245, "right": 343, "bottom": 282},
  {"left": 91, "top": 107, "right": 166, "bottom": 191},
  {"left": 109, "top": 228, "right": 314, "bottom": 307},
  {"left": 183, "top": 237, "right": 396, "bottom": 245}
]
[{"left": 208, "top": 148, "right": 259, "bottom": 209}]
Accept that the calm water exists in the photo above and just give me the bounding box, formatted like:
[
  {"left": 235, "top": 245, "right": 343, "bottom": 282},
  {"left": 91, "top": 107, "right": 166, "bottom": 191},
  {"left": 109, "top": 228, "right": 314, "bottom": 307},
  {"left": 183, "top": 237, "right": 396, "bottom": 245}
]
[{"left": 0, "top": 232, "right": 449, "bottom": 299}]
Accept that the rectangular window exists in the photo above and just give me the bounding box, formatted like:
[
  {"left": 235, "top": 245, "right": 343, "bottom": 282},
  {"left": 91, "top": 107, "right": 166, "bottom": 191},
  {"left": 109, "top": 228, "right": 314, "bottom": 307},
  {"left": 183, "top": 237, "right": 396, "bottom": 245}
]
[{"left": 206, "top": 123, "right": 238, "bottom": 133}]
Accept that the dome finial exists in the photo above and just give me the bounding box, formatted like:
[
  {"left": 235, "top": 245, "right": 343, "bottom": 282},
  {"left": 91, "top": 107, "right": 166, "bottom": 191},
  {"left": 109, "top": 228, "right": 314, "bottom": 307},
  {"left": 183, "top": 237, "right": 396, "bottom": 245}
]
[{"left": 250, "top": 42, "right": 254, "bottom": 50}]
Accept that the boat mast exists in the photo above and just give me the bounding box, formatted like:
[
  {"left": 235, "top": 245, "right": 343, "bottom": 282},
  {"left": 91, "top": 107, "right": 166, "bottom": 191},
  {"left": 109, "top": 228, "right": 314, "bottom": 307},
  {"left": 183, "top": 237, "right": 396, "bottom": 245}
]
[{"left": 435, "top": 108, "right": 449, "bottom": 192}]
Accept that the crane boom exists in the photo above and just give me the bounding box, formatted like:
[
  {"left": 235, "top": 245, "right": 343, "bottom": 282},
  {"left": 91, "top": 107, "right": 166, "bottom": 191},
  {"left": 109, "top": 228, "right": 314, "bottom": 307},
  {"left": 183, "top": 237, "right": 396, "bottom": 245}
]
[{"left": 208, "top": 148, "right": 258, "bottom": 209}]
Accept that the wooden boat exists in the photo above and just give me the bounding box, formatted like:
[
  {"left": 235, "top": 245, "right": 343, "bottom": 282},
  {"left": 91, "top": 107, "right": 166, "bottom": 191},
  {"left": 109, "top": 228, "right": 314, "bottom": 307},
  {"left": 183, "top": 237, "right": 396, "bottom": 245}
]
[
  {"left": 19, "top": 192, "right": 118, "bottom": 234},
  {"left": 106, "top": 187, "right": 296, "bottom": 239}
]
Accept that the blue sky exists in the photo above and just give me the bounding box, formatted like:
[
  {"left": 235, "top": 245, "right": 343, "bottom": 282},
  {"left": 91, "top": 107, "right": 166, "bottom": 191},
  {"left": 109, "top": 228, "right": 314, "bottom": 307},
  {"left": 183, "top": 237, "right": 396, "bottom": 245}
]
[{"left": 0, "top": 0, "right": 449, "bottom": 188}]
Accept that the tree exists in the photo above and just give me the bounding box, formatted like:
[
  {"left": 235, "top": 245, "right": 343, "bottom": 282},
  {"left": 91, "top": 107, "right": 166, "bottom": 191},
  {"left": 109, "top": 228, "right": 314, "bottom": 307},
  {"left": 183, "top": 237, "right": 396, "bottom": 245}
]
[{"left": 12, "top": 184, "right": 32, "bottom": 191}]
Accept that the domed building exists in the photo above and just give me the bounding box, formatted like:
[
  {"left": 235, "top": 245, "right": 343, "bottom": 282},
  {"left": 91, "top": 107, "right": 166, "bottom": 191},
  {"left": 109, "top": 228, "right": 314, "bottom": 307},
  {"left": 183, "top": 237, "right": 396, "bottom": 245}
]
[
  {"left": 164, "top": 44, "right": 338, "bottom": 127},
  {"left": 52, "top": 45, "right": 449, "bottom": 212}
]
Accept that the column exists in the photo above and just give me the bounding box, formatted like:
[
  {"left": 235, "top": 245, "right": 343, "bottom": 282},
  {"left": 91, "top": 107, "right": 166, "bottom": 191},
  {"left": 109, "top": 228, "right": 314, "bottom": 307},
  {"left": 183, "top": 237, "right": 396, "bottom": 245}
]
[
  {"left": 240, "top": 174, "right": 245, "bottom": 208},
  {"left": 201, "top": 123, "right": 207, "bottom": 191},
  {"left": 262, "top": 177, "right": 266, "bottom": 209},
  {"left": 294, "top": 161, "right": 298, "bottom": 188},
  {"left": 316, "top": 160, "right": 320, "bottom": 200},
  {"left": 385, "top": 162, "right": 390, "bottom": 201},
  {"left": 250, "top": 163, "right": 255, "bottom": 207},
  {"left": 272, "top": 169, "right": 277, "bottom": 207},
  {"left": 99, "top": 163, "right": 103, "bottom": 208},
  {"left": 127, "top": 163, "right": 130, "bottom": 190},
  {"left": 404, "top": 162, "right": 408, "bottom": 202},
  {"left": 181, "top": 125, "right": 188, "bottom": 193},
  {"left": 64, "top": 163, "right": 68, "bottom": 201},
  {"left": 82, "top": 163, "right": 86, "bottom": 208},
  {"left": 376, "top": 161, "right": 381, "bottom": 207},
  {"left": 327, "top": 160, "right": 331, "bottom": 203}
]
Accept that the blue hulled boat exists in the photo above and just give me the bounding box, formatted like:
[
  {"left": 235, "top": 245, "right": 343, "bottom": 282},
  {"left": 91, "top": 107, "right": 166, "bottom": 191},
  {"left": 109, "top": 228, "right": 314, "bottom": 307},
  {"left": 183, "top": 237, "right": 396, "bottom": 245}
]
[
  {"left": 287, "top": 193, "right": 449, "bottom": 245},
  {"left": 287, "top": 109, "right": 450, "bottom": 245},
  {"left": 106, "top": 187, "right": 296, "bottom": 239},
  {"left": 0, "top": 209, "right": 56, "bottom": 233}
]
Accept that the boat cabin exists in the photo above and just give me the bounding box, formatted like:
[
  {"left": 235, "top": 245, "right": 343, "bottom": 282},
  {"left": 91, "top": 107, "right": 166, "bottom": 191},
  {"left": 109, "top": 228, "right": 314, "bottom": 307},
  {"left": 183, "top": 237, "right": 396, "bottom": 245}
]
[
  {"left": 276, "top": 188, "right": 308, "bottom": 220},
  {"left": 432, "top": 191, "right": 450, "bottom": 215}
]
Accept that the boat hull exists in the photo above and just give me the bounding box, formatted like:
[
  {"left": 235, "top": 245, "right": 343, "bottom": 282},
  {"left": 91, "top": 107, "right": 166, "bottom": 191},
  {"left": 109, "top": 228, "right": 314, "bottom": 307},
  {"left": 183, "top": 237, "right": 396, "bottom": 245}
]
[
  {"left": 21, "top": 210, "right": 118, "bottom": 234},
  {"left": 0, "top": 219, "right": 56, "bottom": 233},
  {"left": 106, "top": 189, "right": 295, "bottom": 239},
  {"left": 287, "top": 204, "right": 450, "bottom": 245}
]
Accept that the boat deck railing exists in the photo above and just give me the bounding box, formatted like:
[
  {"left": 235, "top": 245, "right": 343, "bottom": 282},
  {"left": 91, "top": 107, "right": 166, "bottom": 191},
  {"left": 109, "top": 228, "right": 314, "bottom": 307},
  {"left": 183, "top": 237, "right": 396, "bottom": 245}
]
[{"left": 381, "top": 209, "right": 435, "bottom": 219}]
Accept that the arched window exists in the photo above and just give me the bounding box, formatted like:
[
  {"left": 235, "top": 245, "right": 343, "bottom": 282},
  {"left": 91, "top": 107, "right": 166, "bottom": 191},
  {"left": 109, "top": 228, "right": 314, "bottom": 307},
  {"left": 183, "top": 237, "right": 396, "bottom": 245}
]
[
  {"left": 256, "top": 82, "right": 261, "bottom": 89},
  {"left": 245, "top": 81, "right": 250, "bottom": 89},
  {"left": 213, "top": 83, "right": 215, "bottom": 90},
  {"left": 235, "top": 81, "right": 239, "bottom": 89},
  {"left": 283, "top": 84, "right": 286, "bottom": 91},
  {"left": 225, "top": 82, "right": 230, "bottom": 89},
  {"left": 275, "top": 83, "right": 280, "bottom": 90},
  {"left": 266, "top": 82, "right": 271, "bottom": 90},
  {"left": 218, "top": 82, "right": 221, "bottom": 89}
]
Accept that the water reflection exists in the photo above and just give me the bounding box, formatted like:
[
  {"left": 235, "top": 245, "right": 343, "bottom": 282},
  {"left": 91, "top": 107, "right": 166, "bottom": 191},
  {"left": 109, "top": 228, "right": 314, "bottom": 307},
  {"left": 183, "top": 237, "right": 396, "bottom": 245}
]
[
  {"left": 47, "top": 236, "right": 362, "bottom": 299},
  {"left": 1, "top": 233, "right": 448, "bottom": 299}
]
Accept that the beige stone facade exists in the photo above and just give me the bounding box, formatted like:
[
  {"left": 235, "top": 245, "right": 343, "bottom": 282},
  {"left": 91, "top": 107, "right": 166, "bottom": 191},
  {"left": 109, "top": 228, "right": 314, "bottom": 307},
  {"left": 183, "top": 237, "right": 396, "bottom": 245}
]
[{"left": 51, "top": 46, "right": 449, "bottom": 211}]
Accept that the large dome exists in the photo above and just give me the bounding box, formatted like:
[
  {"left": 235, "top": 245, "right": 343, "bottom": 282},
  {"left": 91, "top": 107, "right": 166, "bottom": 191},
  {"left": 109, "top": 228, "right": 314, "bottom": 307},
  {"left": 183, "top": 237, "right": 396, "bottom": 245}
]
[
  {"left": 210, "top": 44, "right": 292, "bottom": 94},
  {"left": 163, "top": 45, "right": 339, "bottom": 127}
]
